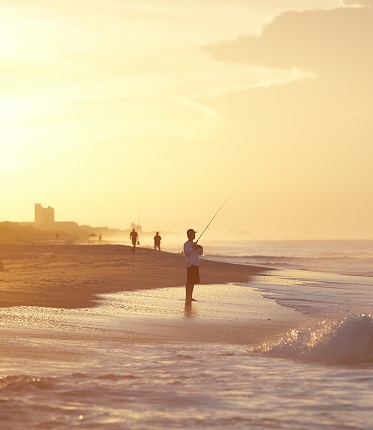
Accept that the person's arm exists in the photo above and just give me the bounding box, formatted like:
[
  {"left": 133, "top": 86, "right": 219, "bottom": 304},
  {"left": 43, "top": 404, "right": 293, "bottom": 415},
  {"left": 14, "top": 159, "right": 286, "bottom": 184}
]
[
  {"left": 184, "top": 241, "right": 193, "bottom": 256},
  {"left": 190, "top": 242, "right": 203, "bottom": 254}
]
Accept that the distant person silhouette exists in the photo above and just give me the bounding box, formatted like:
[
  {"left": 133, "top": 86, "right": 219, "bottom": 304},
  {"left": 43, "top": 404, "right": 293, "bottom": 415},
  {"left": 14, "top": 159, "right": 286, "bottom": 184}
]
[
  {"left": 130, "top": 228, "right": 139, "bottom": 250},
  {"left": 154, "top": 232, "right": 162, "bottom": 250},
  {"left": 183, "top": 228, "right": 203, "bottom": 302}
]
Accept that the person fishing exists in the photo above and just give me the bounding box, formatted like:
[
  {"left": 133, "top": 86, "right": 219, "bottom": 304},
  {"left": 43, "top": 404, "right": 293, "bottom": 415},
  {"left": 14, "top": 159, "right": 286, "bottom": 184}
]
[
  {"left": 154, "top": 232, "right": 162, "bottom": 251},
  {"left": 182, "top": 189, "right": 237, "bottom": 302},
  {"left": 183, "top": 228, "right": 203, "bottom": 302},
  {"left": 130, "top": 228, "right": 139, "bottom": 251}
]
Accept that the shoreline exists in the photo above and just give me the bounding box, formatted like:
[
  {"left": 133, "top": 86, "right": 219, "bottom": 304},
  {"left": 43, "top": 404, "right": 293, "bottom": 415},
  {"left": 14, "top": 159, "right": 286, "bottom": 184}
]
[
  {"left": 0, "top": 243, "right": 266, "bottom": 309},
  {"left": 0, "top": 243, "right": 311, "bottom": 358}
]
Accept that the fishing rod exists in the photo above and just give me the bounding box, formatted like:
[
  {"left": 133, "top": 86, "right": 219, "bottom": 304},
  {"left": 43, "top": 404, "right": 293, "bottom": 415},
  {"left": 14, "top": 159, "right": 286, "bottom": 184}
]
[
  {"left": 136, "top": 200, "right": 144, "bottom": 246},
  {"left": 132, "top": 199, "right": 144, "bottom": 266},
  {"left": 195, "top": 189, "right": 237, "bottom": 244}
]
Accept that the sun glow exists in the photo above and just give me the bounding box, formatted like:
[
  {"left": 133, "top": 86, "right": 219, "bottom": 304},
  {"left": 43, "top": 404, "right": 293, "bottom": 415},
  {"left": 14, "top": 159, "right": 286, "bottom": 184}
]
[{"left": 1, "top": 0, "right": 372, "bottom": 239}]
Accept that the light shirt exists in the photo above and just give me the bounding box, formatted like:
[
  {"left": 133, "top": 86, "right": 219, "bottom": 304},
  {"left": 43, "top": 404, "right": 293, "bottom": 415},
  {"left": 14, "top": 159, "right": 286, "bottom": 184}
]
[{"left": 183, "top": 240, "right": 203, "bottom": 267}]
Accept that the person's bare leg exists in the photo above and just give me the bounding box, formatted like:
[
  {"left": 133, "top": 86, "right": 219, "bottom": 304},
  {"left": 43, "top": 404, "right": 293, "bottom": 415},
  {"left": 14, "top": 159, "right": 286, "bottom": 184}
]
[
  {"left": 191, "top": 284, "right": 196, "bottom": 301},
  {"left": 186, "top": 283, "right": 194, "bottom": 302}
]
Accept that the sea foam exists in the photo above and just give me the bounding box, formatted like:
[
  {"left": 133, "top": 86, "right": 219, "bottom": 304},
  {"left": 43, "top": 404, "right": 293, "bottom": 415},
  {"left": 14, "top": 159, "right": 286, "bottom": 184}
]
[{"left": 256, "top": 314, "right": 373, "bottom": 365}]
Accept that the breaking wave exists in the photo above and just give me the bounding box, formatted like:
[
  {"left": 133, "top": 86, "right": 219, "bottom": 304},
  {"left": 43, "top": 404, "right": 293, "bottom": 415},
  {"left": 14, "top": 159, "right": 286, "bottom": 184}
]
[{"left": 256, "top": 314, "right": 373, "bottom": 365}]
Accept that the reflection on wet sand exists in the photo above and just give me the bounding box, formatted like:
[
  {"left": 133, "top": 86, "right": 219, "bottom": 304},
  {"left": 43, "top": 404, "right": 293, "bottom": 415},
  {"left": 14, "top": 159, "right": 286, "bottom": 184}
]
[{"left": 184, "top": 300, "right": 198, "bottom": 318}]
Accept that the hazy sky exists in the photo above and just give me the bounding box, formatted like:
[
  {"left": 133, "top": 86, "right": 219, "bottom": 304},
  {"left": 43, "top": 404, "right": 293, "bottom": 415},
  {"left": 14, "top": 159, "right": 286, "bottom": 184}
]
[{"left": 1, "top": 0, "right": 372, "bottom": 239}]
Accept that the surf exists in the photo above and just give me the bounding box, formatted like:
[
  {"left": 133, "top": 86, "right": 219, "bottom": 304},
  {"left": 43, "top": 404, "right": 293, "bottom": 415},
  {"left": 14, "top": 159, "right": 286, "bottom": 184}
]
[{"left": 256, "top": 314, "right": 373, "bottom": 366}]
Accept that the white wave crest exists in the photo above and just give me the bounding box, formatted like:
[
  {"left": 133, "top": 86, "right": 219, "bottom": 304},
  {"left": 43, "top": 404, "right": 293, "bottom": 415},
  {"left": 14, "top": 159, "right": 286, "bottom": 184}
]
[{"left": 256, "top": 314, "right": 373, "bottom": 365}]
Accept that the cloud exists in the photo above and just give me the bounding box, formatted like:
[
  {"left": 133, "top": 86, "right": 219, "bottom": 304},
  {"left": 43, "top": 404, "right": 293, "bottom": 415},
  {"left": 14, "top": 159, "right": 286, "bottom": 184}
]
[
  {"left": 206, "top": 7, "right": 373, "bottom": 75},
  {"left": 204, "top": 6, "right": 373, "bottom": 122},
  {"left": 341, "top": 0, "right": 372, "bottom": 5},
  {"left": 196, "top": 3, "right": 373, "bottom": 221}
]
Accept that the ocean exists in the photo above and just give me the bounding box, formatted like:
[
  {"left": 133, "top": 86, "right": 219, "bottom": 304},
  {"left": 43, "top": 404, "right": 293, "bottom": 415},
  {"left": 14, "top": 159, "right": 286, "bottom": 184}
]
[{"left": 1, "top": 240, "right": 373, "bottom": 429}]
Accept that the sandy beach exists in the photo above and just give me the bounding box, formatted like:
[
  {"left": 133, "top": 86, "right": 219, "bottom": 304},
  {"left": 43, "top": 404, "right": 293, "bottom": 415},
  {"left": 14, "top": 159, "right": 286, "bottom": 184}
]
[
  {"left": 0, "top": 243, "right": 306, "bottom": 350},
  {"left": 0, "top": 243, "right": 263, "bottom": 309}
]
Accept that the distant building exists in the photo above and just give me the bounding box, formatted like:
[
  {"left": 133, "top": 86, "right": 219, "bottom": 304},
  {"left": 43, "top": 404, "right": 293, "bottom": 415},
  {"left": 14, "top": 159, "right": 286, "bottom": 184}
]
[{"left": 35, "top": 204, "right": 55, "bottom": 224}]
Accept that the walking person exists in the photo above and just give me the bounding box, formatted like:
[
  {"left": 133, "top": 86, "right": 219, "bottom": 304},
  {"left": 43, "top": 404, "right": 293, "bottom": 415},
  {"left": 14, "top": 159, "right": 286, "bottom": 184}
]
[
  {"left": 183, "top": 228, "right": 203, "bottom": 302},
  {"left": 154, "top": 232, "right": 162, "bottom": 251}
]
